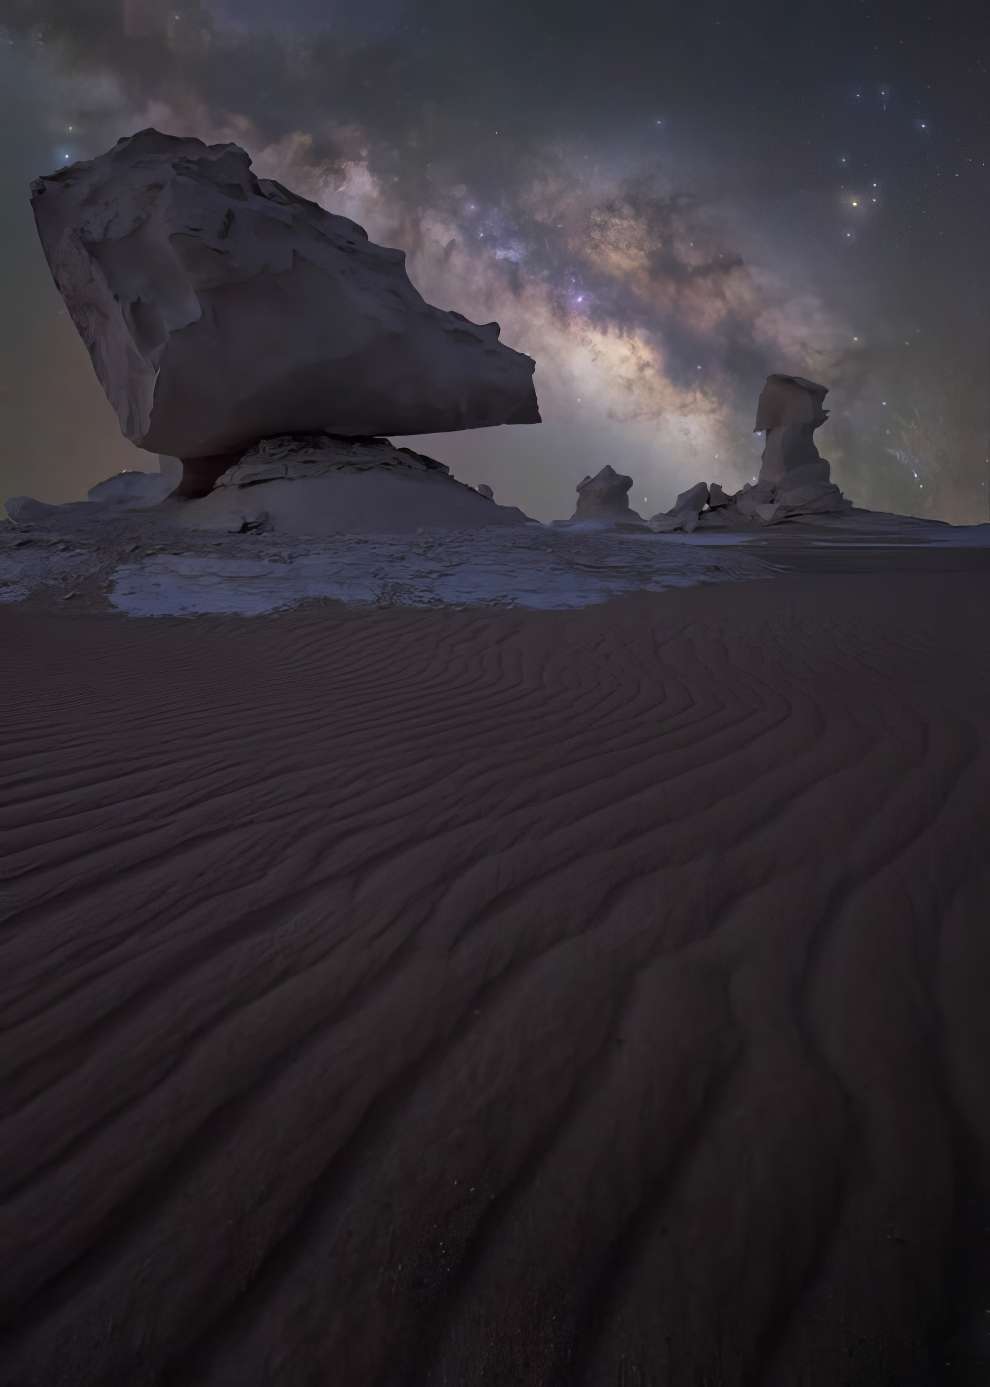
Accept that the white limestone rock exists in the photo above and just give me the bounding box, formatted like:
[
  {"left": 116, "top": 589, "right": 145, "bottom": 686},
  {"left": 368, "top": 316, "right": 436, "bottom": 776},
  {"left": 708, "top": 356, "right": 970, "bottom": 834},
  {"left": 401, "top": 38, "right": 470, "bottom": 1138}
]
[
  {"left": 648, "top": 481, "right": 710, "bottom": 533},
  {"left": 707, "top": 482, "right": 733, "bottom": 510},
  {"left": 87, "top": 470, "right": 176, "bottom": 507},
  {"left": 213, "top": 434, "right": 451, "bottom": 488},
  {"left": 733, "top": 479, "right": 777, "bottom": 520},
  {"left": 31, "top": 129, "right": 540, "bottom": 461},
  {"left": 753, "top": 374, "right": 850, "bottom": 519},
  {"left": 572, "top": 465, "right": 643, "bottom": 522},
  {"left": 172, "top": 433, "right": 532, "bottom": 536},
  {"left": 4, "top": 497, "right": 61, "bottom": 525}
]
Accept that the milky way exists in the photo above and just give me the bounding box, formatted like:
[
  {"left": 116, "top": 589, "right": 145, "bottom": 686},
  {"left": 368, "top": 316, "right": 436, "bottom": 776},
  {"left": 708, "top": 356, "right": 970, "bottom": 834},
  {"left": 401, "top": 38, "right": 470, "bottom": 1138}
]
[{"left": 2, "top": 0, "right": 988, "bottom": 521}]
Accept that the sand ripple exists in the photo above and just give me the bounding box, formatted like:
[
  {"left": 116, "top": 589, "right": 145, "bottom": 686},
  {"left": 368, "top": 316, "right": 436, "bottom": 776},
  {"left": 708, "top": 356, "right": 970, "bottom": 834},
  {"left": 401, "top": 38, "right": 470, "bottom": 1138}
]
[{"left": 1, "top": 572, "right": 989, "bottom": 1385}]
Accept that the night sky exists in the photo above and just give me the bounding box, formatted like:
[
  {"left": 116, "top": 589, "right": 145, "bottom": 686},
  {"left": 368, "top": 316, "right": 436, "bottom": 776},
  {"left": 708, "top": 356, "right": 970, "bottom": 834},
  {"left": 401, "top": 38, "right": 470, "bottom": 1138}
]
[{"left": 2, "top": 0, "right": 989, "bottom": 521}]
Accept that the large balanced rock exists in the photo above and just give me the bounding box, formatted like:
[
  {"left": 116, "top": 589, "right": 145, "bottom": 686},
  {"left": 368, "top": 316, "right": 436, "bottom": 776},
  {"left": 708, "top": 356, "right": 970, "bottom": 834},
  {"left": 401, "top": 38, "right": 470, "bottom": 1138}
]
[
  {"left": 572, "top": 466, "right": 643, "bottom": 522},
  {"left": 31, "top": 129, "right": 540, "bottom": 468}
]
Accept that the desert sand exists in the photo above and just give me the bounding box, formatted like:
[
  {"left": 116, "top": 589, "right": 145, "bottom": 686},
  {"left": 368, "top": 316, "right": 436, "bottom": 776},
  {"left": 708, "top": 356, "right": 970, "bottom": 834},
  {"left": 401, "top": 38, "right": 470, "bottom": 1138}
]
[{"left": 2, "top": 543, "right": 989, "bottom": 1387}]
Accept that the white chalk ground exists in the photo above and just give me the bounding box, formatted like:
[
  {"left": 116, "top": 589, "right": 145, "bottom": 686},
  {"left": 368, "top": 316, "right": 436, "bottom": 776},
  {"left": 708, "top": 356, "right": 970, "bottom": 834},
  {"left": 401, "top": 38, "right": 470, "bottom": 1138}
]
[
  {"left": 108, "top": 528, "right": 773, "bottom": 617},
  {"left": 0, "top": 542, "right": 91, "bottom": 604},
  {"left": 2, "top": 505, "right": 988, "bottom": 618}
]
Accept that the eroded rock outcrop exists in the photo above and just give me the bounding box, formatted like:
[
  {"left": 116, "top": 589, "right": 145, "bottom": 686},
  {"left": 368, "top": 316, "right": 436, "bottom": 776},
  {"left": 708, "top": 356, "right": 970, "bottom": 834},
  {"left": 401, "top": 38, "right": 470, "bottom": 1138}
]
[
  {"left": 212, "top": 434, "right": 451, "bottom": 488},
  {"left": 171, "top": 434, "right": 532, "bottom": 536},
  {"left": 744, "top": 374, "right": 850, "bottom": 521},
  {"left": 31, "top": 129, "right": 540, "bottom": 464},
  {"left": 648, "top": 482, "right": 710, "bottom": 533},
  {"left": 572, "top": 466, "right": 643, "bottom": 523},
  {"left": 648, "top": 374, "right": 852, "bottom": 532},
  {"left": 87, "top": 471, "right": 176, "bottom": 507}
]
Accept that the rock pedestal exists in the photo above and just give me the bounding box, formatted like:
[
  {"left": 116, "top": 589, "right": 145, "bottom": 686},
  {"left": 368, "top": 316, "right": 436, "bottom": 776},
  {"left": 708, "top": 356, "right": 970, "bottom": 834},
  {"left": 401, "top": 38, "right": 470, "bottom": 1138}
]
[{"left": 169, "top": 434, "right": 532, "bottom": 535}]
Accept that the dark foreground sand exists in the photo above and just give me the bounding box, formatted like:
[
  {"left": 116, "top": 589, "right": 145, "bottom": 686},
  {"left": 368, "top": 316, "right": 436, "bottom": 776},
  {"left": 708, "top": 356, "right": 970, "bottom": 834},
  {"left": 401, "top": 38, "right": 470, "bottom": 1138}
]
[{"left": 2, "top": 563, "right": 990, "bottom": 1386}]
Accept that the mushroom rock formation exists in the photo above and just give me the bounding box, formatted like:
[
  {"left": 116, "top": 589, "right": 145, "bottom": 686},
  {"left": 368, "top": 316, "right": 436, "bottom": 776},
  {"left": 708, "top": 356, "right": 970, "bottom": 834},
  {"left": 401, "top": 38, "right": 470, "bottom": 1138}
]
[
  {"left": 647, "top": 481, "right": 710, "bottom": 533},
  {"left": 646, "top": 376, "right": 854, "bottom": 534},
  {"left": 171, "top": 434, "right": 533, "bottom": 536},
  {"left": 571, "top": 465, "right": 643, "bottom": 522},
  {"left": 748, "top": 374, "right": 851, "bottom": 519},
  {"left": 30, "top": 129, "right": 540, "bottom": 489}
]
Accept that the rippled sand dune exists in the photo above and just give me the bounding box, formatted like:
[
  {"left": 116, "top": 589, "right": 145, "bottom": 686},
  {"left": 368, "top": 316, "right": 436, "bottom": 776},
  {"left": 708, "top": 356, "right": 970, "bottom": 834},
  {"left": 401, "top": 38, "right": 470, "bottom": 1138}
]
[{"left": 2, "top": 564, "right": 989, "bottom": 1386}]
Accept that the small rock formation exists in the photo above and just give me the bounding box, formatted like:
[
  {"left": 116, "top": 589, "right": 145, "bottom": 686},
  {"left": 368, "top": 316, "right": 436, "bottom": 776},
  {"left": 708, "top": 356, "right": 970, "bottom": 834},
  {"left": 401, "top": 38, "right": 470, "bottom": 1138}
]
[
  {"left": 477, "top": 484, "right": 494, "bottom": 500},
  {"left": 5, "top": 497, "right": 61, "bottom": 525},
  {"left": 571, "top": 465, "right": 643, "bottom": 523},
  {"left": 648, "top": 482, "right": 710, "bottom": 533},
  {"left": 31, "top": 129, "right": 540, "bottom": 478}
]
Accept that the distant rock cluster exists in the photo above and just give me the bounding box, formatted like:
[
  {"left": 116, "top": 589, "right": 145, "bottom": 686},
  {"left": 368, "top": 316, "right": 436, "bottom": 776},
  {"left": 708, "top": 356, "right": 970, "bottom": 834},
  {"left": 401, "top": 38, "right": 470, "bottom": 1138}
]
[{"left": 646, "top": 375, "right": 851, "bottom": 531}]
